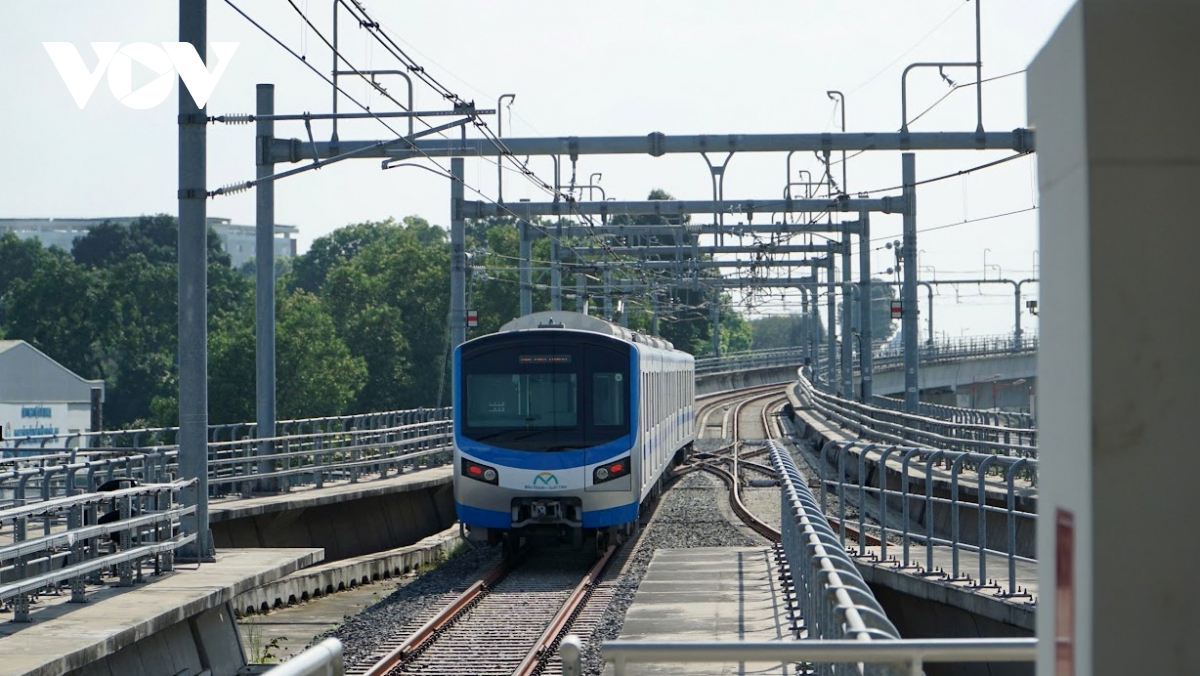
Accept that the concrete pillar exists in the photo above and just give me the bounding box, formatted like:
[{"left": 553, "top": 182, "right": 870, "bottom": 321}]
[{"left": 1029, "top": 3, "right": 1200, "bottom": 674}]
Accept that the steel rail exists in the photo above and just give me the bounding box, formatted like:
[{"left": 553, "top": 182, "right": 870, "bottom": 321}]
[
  {"left": 697, "top": 462, "right": 780, "bottom": 542},
  {"left": 513, "top": 545, "right": 616, "bottom": 676},
  {"left": 693, "top": 387, "right": 786, "bottom": 541},
  {"left": 360, "top": 554, "right": 521, "bottom": 676}
]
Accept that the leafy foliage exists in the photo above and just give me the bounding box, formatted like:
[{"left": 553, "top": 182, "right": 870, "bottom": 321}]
[
  {"left": 750, "top": 314, "right": 825, "bottom": 350},
  {"left": 2, "top": 205, "right": 770, "bottom": 431}
]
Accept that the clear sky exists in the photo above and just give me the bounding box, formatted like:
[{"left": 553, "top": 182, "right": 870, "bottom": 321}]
[{"left": 1, "top": 1, "right": 1075, "bottom": 339}]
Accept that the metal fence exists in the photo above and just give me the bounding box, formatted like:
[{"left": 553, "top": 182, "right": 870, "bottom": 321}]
[
  {"left": 0, "top": 479, "right": 195, "bottom": 621},
  {"left": 797, "top": 375, "right": 1037, "bottom": 457},
  {"left": 555, "top": 439, "right": 1037, "bottom": 674},
  {"left": 7, "top": 407, "right": 451, "bottom": 451},
  {"left": 868, "top": 395, "right": 1034, "bottom": 429},
  {"left": 696, "top": 346, "right": 808, "bottom": 375},
  {"left": 872, "top": 334, "right": 1038, "bottom": 369},
  {"left": 770, "top": 441, "right": 904, "bottom": 674},
  {"left": 818, "top": 441, "right": 1037, "bottom": 602},
  {"left": 0, "top": 417, "right": 453, "bottom": 509},
  {"left": 558, "top": 635, "right": 1037, "bottom": 676}
]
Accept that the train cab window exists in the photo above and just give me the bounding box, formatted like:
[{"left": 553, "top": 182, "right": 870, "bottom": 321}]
[
  {"left": 593, "top": 373, "right": 625, "bottom": 426},
  {"left": 460, "top": 335, "right": 630, "bottom": 451},
  {"left": 465, "top": 372, "right": 578, "bottom": 428}
]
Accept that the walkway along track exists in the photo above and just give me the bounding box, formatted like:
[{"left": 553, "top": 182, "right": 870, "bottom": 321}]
[{"left": 356, "top": 546, "right": 615, "bottom": 676}]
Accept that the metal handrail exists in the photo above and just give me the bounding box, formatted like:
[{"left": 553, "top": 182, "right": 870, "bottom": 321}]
[
  {"left": 797, "top": 374, "right": 1036, "bottom": 457},
  {"left": 770, "top": 440, "right": 901, "bottom": 676},
  {"left": 8, "top": 405, "right": 451, "bottom": 450},
  {"left": 869, "top": 395, "right": 1034, "bottom": 429},
  {"left": 558, "top": 635, "right": 1036, "bottom": 676},
  {"left": 261, "top": 637, "right": 345, "bottom": 676},
  {"left": 0, "top": 421, "right": 454, "bottom": 506},
  {"left": 818, "top": 441, "right": 1037, "bottom": 602},
  {"left": 0, "top": 480, "right": 193, "bottom": 622}
]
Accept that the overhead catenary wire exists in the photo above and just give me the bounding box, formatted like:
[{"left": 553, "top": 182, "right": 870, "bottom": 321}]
[
  {"left": 226, "top": 0, "right": 664, "bottom": 307},
  {"left": 228, "top": 0, "right": 1032, "bottom": 318},
  {"left": 334, "top": 0, "right": 660, "bottom": 282}
]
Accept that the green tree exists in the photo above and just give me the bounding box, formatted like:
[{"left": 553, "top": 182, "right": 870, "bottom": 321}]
[
  {"left": 2, "top": 254, "right": 99, "bottom": 376},
  {"left": 290, "top": 220, "right": 394, "bottom": 294},
  {"left": 750, "top": 314, "right": 825, "bottom": 350},
  {"left": 208, "top": 288, "right": 366, "bottom": 424},
  {"left": 318, "top": 217, "right": 450, "bottom": 411},
  {"left": 277, "top": 291, "right": 367, "bottom": 418},
  {"left": 73, "top": 214, "right": 230, "bottom": 269},
  {"left": 719, "top": 303, "right": 753, "bottom": 354},
  {"left": 0, "top": 232, "right": 71, "bottom": 326},
  {"left": 91, "top": 255, "right": 180, "bottom": 426},
  {"left": 463, "top": 216, "right": 555, "bottom": 336}
]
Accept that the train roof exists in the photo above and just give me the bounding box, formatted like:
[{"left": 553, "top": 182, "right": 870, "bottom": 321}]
[{"left": 498, "top": 311, "right": 678, "bottom": 352}]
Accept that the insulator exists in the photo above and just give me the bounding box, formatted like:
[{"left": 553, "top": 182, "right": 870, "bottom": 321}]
[
  {"left": 216, "top": 182, "right": 252, "bottom": 196},
  {"left": 216, "top": 114, "right": 254, "bottom": 125}
]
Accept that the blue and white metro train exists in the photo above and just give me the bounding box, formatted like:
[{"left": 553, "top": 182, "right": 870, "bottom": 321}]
[{"left": 453, "top": 311, "right": 695, "bottom": 547}]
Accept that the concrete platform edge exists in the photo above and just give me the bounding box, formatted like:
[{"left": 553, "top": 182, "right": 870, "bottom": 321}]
[{"left": 231, "top": 526, "right": 466, "bottom": 617}]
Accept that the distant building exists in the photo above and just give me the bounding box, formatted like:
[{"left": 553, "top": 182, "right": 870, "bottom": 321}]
[
  {"left": 0, "top": 216, "right": 298, "bottom": 269},
  {"left": 0, "top": 341, "right": 105, "bottom": 448}
]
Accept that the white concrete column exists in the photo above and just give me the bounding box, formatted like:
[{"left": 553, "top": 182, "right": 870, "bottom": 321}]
[{"left": 1029, "top": 3, "right": 1200, "bottom": 674}]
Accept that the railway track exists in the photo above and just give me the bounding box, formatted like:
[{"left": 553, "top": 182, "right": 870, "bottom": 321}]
[
  {"left": 345, "top": 383, "right": 877, "bottom": 676},
  {"left": 354, "top": 546, "right": 615, "bottom": 676},
  {"left": 682, "top": 386, "right": 788, "bottom": 541},
  {"left": 691, "top": 384, "right": 883, "bottom": 547}
]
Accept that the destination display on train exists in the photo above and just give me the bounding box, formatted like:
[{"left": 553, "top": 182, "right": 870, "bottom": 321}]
[{"left": 518, "top": 354, "right": 572, "bottom": 364}]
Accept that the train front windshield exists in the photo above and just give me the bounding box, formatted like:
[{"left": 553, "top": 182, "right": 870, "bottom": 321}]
[{"left": 460, "top": 336, "right": 630, "bottom": 452}]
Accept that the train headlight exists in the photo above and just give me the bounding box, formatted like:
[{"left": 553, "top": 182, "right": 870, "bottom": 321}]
[
  {"left": 461, "top": 459, "right": 500, "bottom": 485},
  {"left": 593, "top": 457, "right": 631, "bottom": 484}
]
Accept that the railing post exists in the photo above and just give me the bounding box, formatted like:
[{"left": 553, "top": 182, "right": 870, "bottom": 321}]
[
  {"left": 976, "top": 455, "right": 997, "bottom": 587},
  {"left": 14, "top": 512, "right": 30, "bottom": 622},
  {"left": 118, "top": 494, "right": 134, "bottom": 587},
  {"left": 69, "top": 503, "right": 88, "bottom": 603}
]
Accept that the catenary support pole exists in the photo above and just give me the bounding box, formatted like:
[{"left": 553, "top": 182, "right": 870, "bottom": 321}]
[
  {"left": 603, "top": 269, "right": 613, "bottom": 320},
  {"left": 858, "top": 210, "right": 873, "bottom": 400},
  {"left": 809, "top": 282, "right": 820, "bottom": 371},
  {"left": 651, "top": 292, "right": 660, "bottom": 336},
  {"left": 924, "top": 282, "right": 934, "bottom": 343},
  {"left": 178, "top": 0, "right": 209, "bottom": 561},
  {"left": 799, "top": 286, "right": 811, "bottom": 366},
  {"left": 255, "top": 83, "right": 277, "bottom": 492},
  {"left": 450, "top": 158, "right": 466, "bottom": 349},
  {"left": 711, "top": 288, "right": 721, "bottom": 357},
  {"left": 840, "top": 226, "right": 853, "bottom": 397},
  {"left": 826, "top": 256, "right": 837, "bottom": 391},
  {"left": 902, "top": 153, "right": 920, "bottom": 412},
  {"left": 519, "top": 220, "right": 532, "bottom": 316},
  {"left": 550, "top": 223, "right": 562, "bottom": 311}
]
